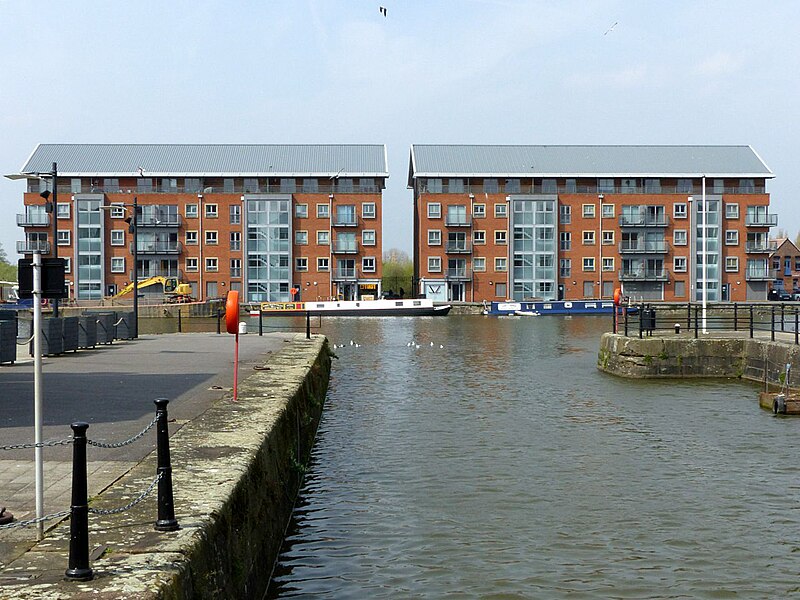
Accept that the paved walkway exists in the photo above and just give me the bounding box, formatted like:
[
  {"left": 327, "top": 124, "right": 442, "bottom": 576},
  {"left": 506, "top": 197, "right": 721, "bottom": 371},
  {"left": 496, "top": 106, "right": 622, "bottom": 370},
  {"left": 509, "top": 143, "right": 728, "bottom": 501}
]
[{"left": 0, "top": 330, "right": 288, "bottom": 568}]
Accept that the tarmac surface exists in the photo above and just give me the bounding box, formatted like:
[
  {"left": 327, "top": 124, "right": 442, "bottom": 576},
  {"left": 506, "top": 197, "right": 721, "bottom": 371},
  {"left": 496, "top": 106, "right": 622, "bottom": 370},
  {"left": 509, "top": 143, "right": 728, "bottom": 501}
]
[{"left": 0, "top": 330, "right": 287, "bottom": 567}]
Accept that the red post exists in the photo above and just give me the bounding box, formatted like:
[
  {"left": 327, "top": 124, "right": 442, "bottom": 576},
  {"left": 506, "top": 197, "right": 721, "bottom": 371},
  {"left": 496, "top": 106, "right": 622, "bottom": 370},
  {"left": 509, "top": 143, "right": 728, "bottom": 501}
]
[{"left": 233, "top": 331, "right": 239, "bottom": 402}]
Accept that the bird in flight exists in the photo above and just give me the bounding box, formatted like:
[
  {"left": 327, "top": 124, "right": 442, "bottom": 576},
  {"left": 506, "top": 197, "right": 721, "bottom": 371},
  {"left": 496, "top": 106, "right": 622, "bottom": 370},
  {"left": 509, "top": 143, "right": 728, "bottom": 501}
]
[
  {"left": 603, "top": 21, "right": 618, "bottom": 35},
  {"left": 379, "top": 6, "right": 387, "bottom": 17}
]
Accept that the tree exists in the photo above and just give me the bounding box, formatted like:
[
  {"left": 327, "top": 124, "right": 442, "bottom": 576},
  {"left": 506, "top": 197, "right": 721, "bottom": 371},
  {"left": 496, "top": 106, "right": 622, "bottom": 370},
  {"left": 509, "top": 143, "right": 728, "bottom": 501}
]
[
  {"left": 0, "top": 241, "right": 7, "bottom": 264},
  {"left": 382, "top": 248, "right": 413, "bottom": 297}
]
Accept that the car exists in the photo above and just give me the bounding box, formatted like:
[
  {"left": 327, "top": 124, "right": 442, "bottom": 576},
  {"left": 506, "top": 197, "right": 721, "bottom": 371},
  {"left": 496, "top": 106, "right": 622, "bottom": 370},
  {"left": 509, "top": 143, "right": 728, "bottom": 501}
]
[{"left": 768, "top": 289, "right": 793, "bottom": 301}]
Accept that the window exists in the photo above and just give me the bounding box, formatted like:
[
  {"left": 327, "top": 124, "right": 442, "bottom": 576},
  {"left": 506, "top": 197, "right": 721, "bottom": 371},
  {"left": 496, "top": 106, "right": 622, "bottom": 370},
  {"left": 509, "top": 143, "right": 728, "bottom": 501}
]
[
  {"left": 725, "top": 230, "right": 739, "bottom": 245},
  {"left": 713, "top": 179, "right": 725, "bottom": 194},
  {"left": 205, "top": 230, "right": 218, "bottom": 245},
  {"left": 295, "top": 204, "right": 308, "bottom": 218},
  {"left": 428, "top": 256, "right": 441, "bottom": 272},
  {"left": 426, "top": 178, "right": 442, "bottom": 193},
  {"left": 448, "top": 178, "right": 465, "bottom": 193},
  {"left": 602, "top": 230, "right": 615, "bottom": 245},
  {"left": 230, "top": 205, "right": 241, "bottom": 224},
  {"left": 186, "top": 230, "right": 198, "bottom": 245},
  {"left": 582, "top": 231, "right": 596, "bottom": 245},
  {"left": 673, "top": 230, "right": 687, "bottom": 246},
  {"left": 186, "top": 204, "right": 198, "bottom": 218},
  {"left": 428, "top": 203, "right": 441, "bottom": 218},
  {"left": 70, "top": 179, "right": 81, "bottom": 193},
  {"left": 63, "top": 257, "right": 71, "bottom": 274},
  {"left": 57, "top": 230, "right": 70, "bottom": 245},
  {"left": 725, "top": 203, "right": 739, "bottom": 219},
  {"left": 726, "top": 256, "right": 739, "bottom": 272},
  {"left": 223, "top": 178, "right": 235, "bottom": 193},
  {"left": 560, "top": 204, "right": 571, "bottom": 224},
  {"left": 565, "top": 179, "right": 577, "bottom": 193},
  {"left": 560, "top": 258, "right": 571, "bottom": 277},
  {"left": 560, "top": 231, "right": 571, "bottom": 251},
  {"left": 362, "top": 257, "right": 376, "bottom": 272},
  {"left": 473, "top": 230, "right": 486, "bottom": 245},
  {"left": 205, "top": 258, "right": 218, "bottom": 272},
  {"left": 644, "top": 179, "right": 661, "bottom": 193},
  {"left": 677, "top": 179, "right": 694, "bottom": 194},
  {"left": 620, "top": 178, "right": 637, "bottom": 193},
  {"left": 601, "top": 204, "right": 615, "bottom": 218},
  {"left": 602, "top": 257, "right": 614, "bottom": 272},
  {"left": 362, "top": 230, "right": 376, "bottom": 246},
  {"left": 494, "top": 203, "right": 507, "bottom": 218},
  {"left": 186, "top": 258, "right": 199, "bottom": 271},
  {"left": 495, "top": 230, "right": 507, "bottom": 245},
  {"left": 280, "top": 179, "right": 296, "bottom": 193},
  {"left": 295, "top": 258, "right": 308, "bottom": 272},
  {"left": 205, "top": 204, "right": 218, "bottom": 218},
  {"left": 495, "top": 257, "right": 507, "bottom": 272},
  {"left": 295, "top": 230, "right": 308, "bottom": 245},
  {"left": 583, "top": 257, "right": 595, "bottom": 271},
  {"left": 674, "top": 256, "right": 687, "bottom": 272},
  {"left": 484, "top": 179, "right": 499, "bottom": 193},
  {"left": 362, "top": 203, "right": 376, "bottom": 219},
  {"left": 317, "top": 230, "right": 329, "bottom": 245},
  {"left": 111, "top": 230, "right": 125, "bottom": 246},
  {"left": 111, "top": 257, "right": 125, "bottom": 273},
  {"left": 317, "top": 257, "right": 329, "bottom": 271},
  {"left": 495, "top": 282, "right": 507, "bottom": 298},
  {"left": 739, "top": 179, "right": 755, "bottom": 193},
  {"left": 428, "top": 230, "right": 442, "bottom": 245},
  {"left": 597, "top": 178, "right": 615, "bottom": 193},
  {"left": 110, "top": 204, "right": 126, "bottom": 219},
  {"left": 504, "top": 179, "right": 521, "bottom": 193},
  {"left": 542, "top": 179, "right": 557, "bottom": 193},
  {"left": 302, "top": 179, "right": 319, "bottom": 193},
  {"left": 473, "top": 257, "right": 486, "bottom": 271},
  {"left": 582, "top": 204, "right": 596, "bottom": 218},
  {"left": 673, "top": 203, "right": 687, "bottom": 219},
  {"left": 317, "top": 203, "right": 329, "bottom": 218},
  {"left": 230, "top": 231, "right": 241, "bottom": 250},
  {"left": 57, "top": 203, "right": 71, "bottom": 219},
  {"left": 230, "top": 259, "right": 242, "bottom": 278},
  {"left": 473, "top": 204, "right": 486, "bottom": 218},
  {"left": 243, "top": 178, "right": 259, "bottom": 193}
]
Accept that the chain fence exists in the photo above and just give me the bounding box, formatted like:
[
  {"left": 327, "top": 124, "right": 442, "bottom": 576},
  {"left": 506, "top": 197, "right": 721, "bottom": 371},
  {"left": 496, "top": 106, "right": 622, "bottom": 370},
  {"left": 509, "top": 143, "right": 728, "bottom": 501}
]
[
  {"left": 1, "top": 437, "right": 73, "bottom": 452},
  {"left": 0, "top": 509, "right": 70, "bottom": 530},
  {"left": 88, "top": 472, "right": 162, "bottom": 516},
  {"left": 87, "top": 414, "right": 158, "bottom": 449}
]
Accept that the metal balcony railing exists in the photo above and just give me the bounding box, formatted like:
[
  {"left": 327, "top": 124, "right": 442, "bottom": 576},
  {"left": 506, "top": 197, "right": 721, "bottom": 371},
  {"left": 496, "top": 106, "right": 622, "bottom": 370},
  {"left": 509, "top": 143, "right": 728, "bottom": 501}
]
[
  {"left": 17, "top": 213, "right": 50, "bottom": 227},
  {"left": 746, "top": 268, "right": 773, "bottom": 281},
  {"left": 333, "top": 215, "right": 358, "bottom": 227},
  {"left": 619, "top": 215, "right": 670, "bottom": 228},
  {"left": 445, "top": 268, "right": 472, "bottom": 281},
  {"left": 445, "top": 215, "right": 472, "bottom": 227},
  {"left": 618, "top": 241, "right": 669, "bottom": 254},
  {"left": 618, "top": 268, "right": 669, "bottom": 282},
  {"left": 332, "top": 240, "right": 358, "bottom": 254},
  {"left": 131, "top": 241, "right": 182, "bottom": 254},
  {"left": 333, "top": 268, "right": 358, "bottom": 281},
  {"left": 445, "top": 241, "right": 472, "bottom": 254},
  {"left": 137, "top": 214, "right": 182, "bottom": 228},
  {"left": 131, "top": 268, "right": 183, "bottom": 280},
  {"left": 745, "top": 241, "right": 772, "bottom": 253},
  {"left": 17, "top": 240, "right": 51, "bottom": 254},
  {"left": 745, "top": 214, "right": 778, "bottom": 227}
]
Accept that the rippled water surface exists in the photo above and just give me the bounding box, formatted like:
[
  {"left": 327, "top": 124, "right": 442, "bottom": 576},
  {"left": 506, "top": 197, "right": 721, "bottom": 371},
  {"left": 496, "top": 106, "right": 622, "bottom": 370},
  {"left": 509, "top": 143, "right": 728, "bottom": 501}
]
[{"left": 267, "top": 315, "right": 800, "bottom": 599}]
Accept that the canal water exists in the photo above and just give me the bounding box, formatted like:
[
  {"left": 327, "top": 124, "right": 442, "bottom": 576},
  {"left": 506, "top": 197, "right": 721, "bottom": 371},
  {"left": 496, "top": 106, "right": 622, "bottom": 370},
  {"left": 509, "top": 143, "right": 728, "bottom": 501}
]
[{"left": 266, "top": 315, "right": 800, "bottom": 598}]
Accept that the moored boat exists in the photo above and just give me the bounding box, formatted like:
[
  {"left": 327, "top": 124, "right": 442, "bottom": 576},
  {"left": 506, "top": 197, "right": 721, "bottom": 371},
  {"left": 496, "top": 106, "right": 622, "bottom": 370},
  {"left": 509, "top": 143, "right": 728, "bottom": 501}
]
[
  {"left": 254, "top": 298, "right": 451, "bottom": 317},
  {"left": 485, "top": 300, "right": 622, "bottom": 316}
]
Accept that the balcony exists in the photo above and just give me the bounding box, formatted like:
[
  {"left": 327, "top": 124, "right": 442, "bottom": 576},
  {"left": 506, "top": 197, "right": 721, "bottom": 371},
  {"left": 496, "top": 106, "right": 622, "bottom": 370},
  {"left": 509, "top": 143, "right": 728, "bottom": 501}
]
[
  {"left": 745, "top": 241, "right": 772, "bottom": 253},
  {"left": 137, "top": 214, "right": 182, "bottom": 228},
  {"left": 17, "top": 240, "right": 51, "bottom": 254},
  {"left": 445, "top": 215, "right": 472, "bottom": 227},
  {"left": 333, "top": 268, "right": 358, "bottom": 281},
  {"left": 445, "top": 268, "right": 472, "bottom": 281},
  {"left": 333, "top": 215, "right": 358, "bottom": 227},
  {"left": 17, "top": 213, "right": 50, "bottom": 227},
  {"left": 332, "top": 240, "right": 358, "bottom": 254},
  {"left": 618, "top": 268, "right": 669, "bottom": 282},
  {"left": 619, "top": 215, "right": 669, "bottom": 228},
  {"left": 618, "top": 241, "right": 669, "bottom": 254},
  {"left": 131, "top": 241, "right": 182, "bottom": 255},
  {"left": 745, "top": 213, "right": 778, "bottom": 227},
  {"left": 445, "top": 241, "right": 472, "bottom": 254},
  {"left": 131, "top": 268, "right": 183, "bottom": 280},
  {"left": 746, "top": 268, "right": 773, "bottom": 281}
]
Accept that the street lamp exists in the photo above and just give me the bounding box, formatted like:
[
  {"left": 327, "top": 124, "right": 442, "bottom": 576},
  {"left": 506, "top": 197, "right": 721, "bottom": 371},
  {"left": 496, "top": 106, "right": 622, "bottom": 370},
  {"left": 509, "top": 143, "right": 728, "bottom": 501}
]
[
  {"left": 100, "top": 197, "right": 139, "bottom": 338},
  {"left": 598, "top": 193, "right": 604, "bottom": 299},
  {"left": 36, "top": 162, "right": 59, "bottom": 316}
]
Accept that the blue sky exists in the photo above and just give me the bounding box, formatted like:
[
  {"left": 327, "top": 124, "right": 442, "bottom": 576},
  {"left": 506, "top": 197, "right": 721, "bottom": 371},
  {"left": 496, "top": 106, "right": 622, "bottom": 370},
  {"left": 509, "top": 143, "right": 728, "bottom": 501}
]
[{"left": 1, "top": 0, "right": 799, "bottom": 261}]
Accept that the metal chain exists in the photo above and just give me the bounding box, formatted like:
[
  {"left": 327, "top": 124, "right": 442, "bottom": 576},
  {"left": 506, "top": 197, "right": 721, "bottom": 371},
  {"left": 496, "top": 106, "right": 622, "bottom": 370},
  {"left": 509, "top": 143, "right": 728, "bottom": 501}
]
[
  {"left": 1, "top": 438, "right": 73, "bottom": 452},
  {"left": 87, "top": 414, "right": 158, "bottom": 449},
  {"left": 0, "top": 510, "right": 70, "bottom": 529},
  {"left": 88, "top": 472, "right": 162, "bottom": 516}
]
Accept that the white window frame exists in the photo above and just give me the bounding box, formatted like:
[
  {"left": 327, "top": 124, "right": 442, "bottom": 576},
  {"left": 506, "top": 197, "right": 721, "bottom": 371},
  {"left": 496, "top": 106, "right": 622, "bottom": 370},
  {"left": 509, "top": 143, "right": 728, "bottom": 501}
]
[
  {"left": 110, "top": 229, "right": 125, "bottom": 246},
  {"left": 56, "top": 203, "right": 71, "bottom": 219},
  {"left": 673, "top": 256, "right": 687, "bottom": 272},
  {"left": 495, "top": 257, "right": 507, "bottom": 272},
  {"left": 317, "top": 257, "right": 329, "bottom": 272},
  {"left": 205, "top": 230, "right": 218, "bottom": 245},
  {"left": 582, "top": 204, "right": 596, "bottom": 218},
  {"left": 57, "top": 230, "right": 70, "bottom": 245},
  {"left": 601, "top": 204, "right": 615, "bottom": 218},
  {"left": 110, "top": 203, "right": 126, "bottom": 219},
  {"left": 295, "top": 203, "right": 308, "bottom": 218},
  {"left": 110, "top": 256, "right": 125, "bottom": 273},
  {"left": 295, "top": 257, "right": 308, "bottom": 272},
  {"left": 427, "top": 203, "right": 441, "bottom": 219},
  {"left": 186, "top": 230, "right": 198, "bottom": 245},
  {"left": 473, "top": 230, "right": 486, "bottom": 245},
  {"left": 582, "top": 230, "right": 596, "bottom": 245},
  {"left": 725, "top": 203, "right": 740, "bottom": 219},
  {"left": 725, "top": 230, "right": 739, "bottom": 245},
  {"left": 428, "top": 256, "right": 441, "bottom": 272},
  {"left": 317, "top": 203, "right": 329, "bottom": 218},
  {"left": 473, "top": 257, "right": 486, "bottom": 272},
  {"left": 317, "top": 230, "right": 329, "bottom": 245},
  {"left": 428, "top": 229, "right": 441, "bottom": 246},
  {"left": 673, "top": 229, "right": 687, "bottom": 246},
  {"left": 362, "top": 230, "right": 376, "bottom": 246},
  {"left": 205, "top": 257, "right": 218, "bottom": 272},
  {"left": 362, "top": 202, "right": 376, "bottom": 219},
  {"left": 673, "top": 203, "right": 687, "bottom": 219},
  {"left": 602, "top": 257, "right": 614, "bottom": 272},
  {"left": 295, "top": 230, "right": 308, "bottom": 245},
  {"left": 63, "top": 257, "right": 71, "bottom": 274},
  {"left": 186, "top": 204, "right": 198, "bottom": 218},
  {"left": 362, "top": 257, "right": 376, "bottom": 272},
  {"left": 494, "top": 230, "right": 507, "bottom": 245},
  {"left": 602, "top": 230, "right": 615, "bottom": 245},
  {"left": 473, "top": 203, "right": 486, "bottom": 218},
  {"left": 726, "top": 256, "right": 739, "bottom": 272},
  {"left": 186, "top": 258, "right": 199, "bottom": 272},
  {"left": 583, "top": 257, "right": 596, "bottom": 272},
  {"left": 494, "top": 203, "right": 508, "bottom": 218},
  {"left": 204, "top": 203, "right": 218, "bottom": 218}
]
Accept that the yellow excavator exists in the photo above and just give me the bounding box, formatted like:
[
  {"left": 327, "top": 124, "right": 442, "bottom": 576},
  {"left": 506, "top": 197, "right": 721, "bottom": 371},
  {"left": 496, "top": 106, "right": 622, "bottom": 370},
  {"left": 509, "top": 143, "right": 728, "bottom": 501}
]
[{"left": 112, "top": 276, "right": 194, "bottom": 303}]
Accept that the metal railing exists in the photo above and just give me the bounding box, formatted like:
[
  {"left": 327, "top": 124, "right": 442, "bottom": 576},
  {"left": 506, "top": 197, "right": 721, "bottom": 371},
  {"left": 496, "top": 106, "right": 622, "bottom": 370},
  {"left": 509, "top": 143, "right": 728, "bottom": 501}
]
[
  {"left": 619, "top": 215, "right": 670, "bottom": 227},
  {"left": 131, "top": 241, "right": 182, "bottom": 254},
  {"left": 745, "top": 214, "right": 778, "bottom": 227},
  {"left": 619, "top": 241, "right": 669, "bottom": 253},
  {"left": 332, "top": 240, "right": 358, "bottom": 253},
  {"left": 417, "top": 183, "right": 768, "bottom": 195},
  {"left": 745, "top": 241, "right": 772, "bottom": 253},
  {"left": 17, "top": 213, "right": 50, "bottom": 227},
  {"left": 16, "top": 240, "right": 51, "bottom": 254},
  {"left": 618, "top": 268, "right": 669, "bottom": 281},
  {"left": 445, "top": 215, "right": 472, "bottom": 227},
  {"left": 445, "top": 241, "right": 472, "bottom": 253},
  {"left": 445, "top": 268, "right": 472, "bottom": 281},
  {"left": 137, "top": 214, "right": 182, "bottom": 227}
]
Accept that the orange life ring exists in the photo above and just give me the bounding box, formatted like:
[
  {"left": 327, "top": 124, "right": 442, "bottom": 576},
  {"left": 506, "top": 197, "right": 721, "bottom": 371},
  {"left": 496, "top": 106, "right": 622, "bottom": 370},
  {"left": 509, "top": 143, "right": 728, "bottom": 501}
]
[
  {"left": 613, "top": 288, "right": 622, "bottom": 306},
  {"left": 225, "top": 290, "right": 240, "bottom": 334}
]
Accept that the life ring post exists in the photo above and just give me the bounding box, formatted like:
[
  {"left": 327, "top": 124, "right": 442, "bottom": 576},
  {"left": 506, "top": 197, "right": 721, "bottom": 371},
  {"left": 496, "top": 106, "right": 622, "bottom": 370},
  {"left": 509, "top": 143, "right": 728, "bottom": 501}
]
[{"left": 225, "top": 291, "right": 240, "bottom": 402}]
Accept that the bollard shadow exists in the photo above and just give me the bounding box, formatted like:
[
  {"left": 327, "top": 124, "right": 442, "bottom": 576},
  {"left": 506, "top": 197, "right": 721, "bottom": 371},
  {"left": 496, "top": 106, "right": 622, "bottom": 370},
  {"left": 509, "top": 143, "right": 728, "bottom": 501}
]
[{"left": 0, "top": 371, "right": 216, "bottom": 427}]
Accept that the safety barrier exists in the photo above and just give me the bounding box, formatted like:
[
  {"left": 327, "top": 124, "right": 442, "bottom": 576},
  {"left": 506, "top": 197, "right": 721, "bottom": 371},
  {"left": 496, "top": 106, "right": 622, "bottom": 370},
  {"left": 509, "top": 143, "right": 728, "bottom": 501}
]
[
  {"left": 0, "top": 398, "right": 178, "bottom": 581},
  {"left": 254, "top": 310, "right": 315, "bottom": 340},
  {"left": 613, "top": 302, "right": 800, "bottom": 343}
]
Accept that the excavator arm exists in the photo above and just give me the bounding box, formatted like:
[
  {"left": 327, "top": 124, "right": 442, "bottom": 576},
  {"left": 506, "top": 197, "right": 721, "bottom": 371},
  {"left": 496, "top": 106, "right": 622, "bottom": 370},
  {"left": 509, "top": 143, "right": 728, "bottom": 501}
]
[{"left": 112, "top": 276, "right": 178, "bottom": 298}]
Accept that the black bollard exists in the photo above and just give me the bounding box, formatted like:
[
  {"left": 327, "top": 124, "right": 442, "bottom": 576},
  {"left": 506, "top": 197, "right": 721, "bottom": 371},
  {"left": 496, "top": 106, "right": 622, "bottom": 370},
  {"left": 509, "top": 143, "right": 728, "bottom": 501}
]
[
  {"left": 154, "top": 399, "right": 179, "bottom": 531},
  {"left": 65, "top": 422, "right": 93, "bottom": 581},
  {"left": 216, "top": 309, "right": 222, "bottom": 335},
  {"left": 771, "top": 305, "right": 776, "bottom": 342},
  {"left": 177, "top": 308, "right": 182, "bottom": 333},
  {"left": 734, "top": 303, "right": 738, "bottom": 331},
  {"left": 306, "top": 311, "right": 311, "bottom": 339},
  {"left": 259, "top": 310, "right": 263, "bottom": 336},
  {"left": 750, "top": 305, "right": 754, "bottom": 339}
]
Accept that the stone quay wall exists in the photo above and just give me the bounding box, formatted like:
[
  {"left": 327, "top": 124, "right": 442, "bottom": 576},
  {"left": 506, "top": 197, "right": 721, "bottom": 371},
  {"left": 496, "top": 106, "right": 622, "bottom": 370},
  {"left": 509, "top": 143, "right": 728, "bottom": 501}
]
[
  {"left": 598, "top": 333, "right": 800, "bottom": 388},
  {"left": 1, "top": 335, "right": 332, "bottom": 600}
]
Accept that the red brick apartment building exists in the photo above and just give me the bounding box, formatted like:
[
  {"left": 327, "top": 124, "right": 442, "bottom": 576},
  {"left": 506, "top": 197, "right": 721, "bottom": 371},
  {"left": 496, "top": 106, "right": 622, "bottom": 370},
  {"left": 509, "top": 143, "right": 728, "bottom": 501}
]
[
  {"left": 9, "top": 144, "right": 388, "bottom": 303},
  {"left": 769, "top": 238, "right": 800, "bottom": 295},
  {"left": 409, "top": 145, "right": 775, "bottom": 303}
]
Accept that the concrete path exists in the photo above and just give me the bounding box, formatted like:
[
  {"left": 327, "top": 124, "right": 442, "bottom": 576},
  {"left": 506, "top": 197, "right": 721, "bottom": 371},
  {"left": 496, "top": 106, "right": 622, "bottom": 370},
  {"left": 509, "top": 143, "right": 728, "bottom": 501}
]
[{"left": 0, "top": 330, "right": 289, "bottom": 568}]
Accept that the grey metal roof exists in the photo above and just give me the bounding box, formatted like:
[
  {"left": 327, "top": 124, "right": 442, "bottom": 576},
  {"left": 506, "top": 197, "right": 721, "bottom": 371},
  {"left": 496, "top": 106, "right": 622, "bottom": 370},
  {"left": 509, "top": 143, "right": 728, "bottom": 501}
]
[
  {"left": 408, "top": 145, "right": 773, "bottom": 183},
  {"left": 11, "top": 144, "right": 389, "bottom": 178}
]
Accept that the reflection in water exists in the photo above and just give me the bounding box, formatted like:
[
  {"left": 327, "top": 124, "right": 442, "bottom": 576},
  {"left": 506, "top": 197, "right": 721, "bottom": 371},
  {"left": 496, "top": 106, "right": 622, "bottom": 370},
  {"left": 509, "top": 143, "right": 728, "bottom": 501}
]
[{"left": 267, "top": 315, "right": 799, "bottom": 599}]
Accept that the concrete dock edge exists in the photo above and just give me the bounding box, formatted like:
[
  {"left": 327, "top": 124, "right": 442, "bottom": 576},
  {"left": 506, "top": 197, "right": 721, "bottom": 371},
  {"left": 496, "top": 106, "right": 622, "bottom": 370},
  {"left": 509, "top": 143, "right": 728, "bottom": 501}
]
[{"left": 0, "top": 334, "right": 332, "bottom": 599}]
